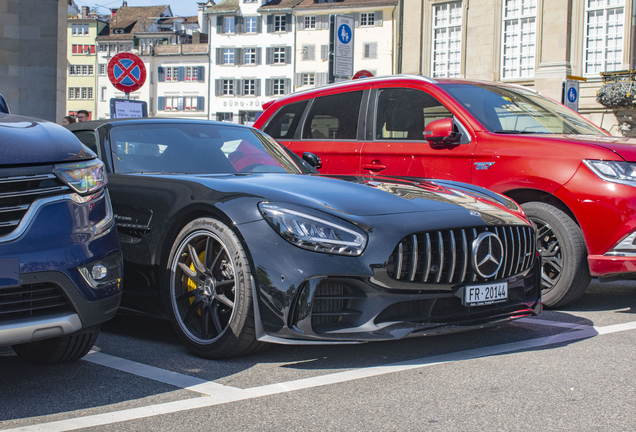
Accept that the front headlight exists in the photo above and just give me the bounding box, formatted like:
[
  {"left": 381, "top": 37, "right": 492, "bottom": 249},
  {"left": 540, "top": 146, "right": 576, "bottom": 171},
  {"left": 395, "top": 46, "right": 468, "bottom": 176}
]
[
  {"left": 583, "top": 160, "right": 636, "bottom": 186},
  {"left": 54, "top": 159, "right": 107, "bottom": 195},
  {"left": 259, "top": 202, "right": 368, "bottom": 256}
]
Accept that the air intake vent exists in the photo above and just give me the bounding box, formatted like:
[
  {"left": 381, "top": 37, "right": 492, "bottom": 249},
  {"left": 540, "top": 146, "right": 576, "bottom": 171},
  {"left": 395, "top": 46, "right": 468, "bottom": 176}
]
[
  {"left": 311, "top": 281, "right": 362, "bottom": 328},
  {"left": 387, "top": 226, "right": 535, "bottom": 284},
  {"left": 0, "top": 283, "right": 73, "bottom": 320},
  {"left": 0, "top": 174, "right": 69, "bottom": 238}
]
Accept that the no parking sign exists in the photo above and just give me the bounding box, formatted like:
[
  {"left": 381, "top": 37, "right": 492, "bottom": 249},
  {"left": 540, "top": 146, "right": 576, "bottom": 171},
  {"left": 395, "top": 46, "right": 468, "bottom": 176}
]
[{"left": 108, "top": 52, "right": 147, "bottom": 94}]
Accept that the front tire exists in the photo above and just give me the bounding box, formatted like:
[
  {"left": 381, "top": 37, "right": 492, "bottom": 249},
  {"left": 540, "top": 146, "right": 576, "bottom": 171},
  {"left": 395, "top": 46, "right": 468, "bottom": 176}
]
[
  {"left": 12, "top": 325, "right": 100, "bottom": 364},
  {"left": 166, "top": 217, "right": 263, "bottom": 358},
  {"left": 522, "top": 202, "right": 591, "bottom": 308}
]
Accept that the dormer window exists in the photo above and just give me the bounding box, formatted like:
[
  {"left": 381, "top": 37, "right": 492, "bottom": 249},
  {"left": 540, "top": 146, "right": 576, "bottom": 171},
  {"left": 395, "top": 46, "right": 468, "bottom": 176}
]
[{"left": 114, "top": 29, "right": 124, "bottom": 34}]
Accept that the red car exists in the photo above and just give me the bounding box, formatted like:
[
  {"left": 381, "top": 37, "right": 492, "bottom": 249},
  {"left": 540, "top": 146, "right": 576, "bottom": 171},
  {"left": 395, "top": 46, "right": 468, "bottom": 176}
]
[{"left": 254, "top": 75, "right": 636, "bottom": 308}]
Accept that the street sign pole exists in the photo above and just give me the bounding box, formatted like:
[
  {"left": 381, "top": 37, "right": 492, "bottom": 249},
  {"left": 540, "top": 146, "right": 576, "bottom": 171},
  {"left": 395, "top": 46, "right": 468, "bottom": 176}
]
[{"left": 328, "top": 15, "right": 335, "bottom": 84}]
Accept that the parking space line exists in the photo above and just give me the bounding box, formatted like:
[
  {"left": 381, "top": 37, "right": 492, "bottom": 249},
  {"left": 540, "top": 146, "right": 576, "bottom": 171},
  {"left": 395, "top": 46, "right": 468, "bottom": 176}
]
[
  {"left": 594, "top": 320, "right": 636, "bottom": 335},
  {"left": 83, "top": 351, "right": 238, "bottom": 396},
  {"left": 7, "top": 321, "right": 615, "bottom": 432}
]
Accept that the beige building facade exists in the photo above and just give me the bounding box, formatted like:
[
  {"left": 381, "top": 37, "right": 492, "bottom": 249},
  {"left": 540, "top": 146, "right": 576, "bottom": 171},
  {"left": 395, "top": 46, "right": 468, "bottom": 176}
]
[
  {"left": 66, "top": 17, "right": 107, "bottom": 120},
  {"left": 399, "top": 0, "right": 635, "bottom": 135}
]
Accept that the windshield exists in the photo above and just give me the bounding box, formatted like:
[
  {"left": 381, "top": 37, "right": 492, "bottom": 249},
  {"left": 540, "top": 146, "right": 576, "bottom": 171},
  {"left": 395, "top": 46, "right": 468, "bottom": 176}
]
[
  {"left": 109, "top": 123, "right": 302, "bottom": 175},
  {"left": 439, "top": 84, "right": 604, "bottom": 135}
]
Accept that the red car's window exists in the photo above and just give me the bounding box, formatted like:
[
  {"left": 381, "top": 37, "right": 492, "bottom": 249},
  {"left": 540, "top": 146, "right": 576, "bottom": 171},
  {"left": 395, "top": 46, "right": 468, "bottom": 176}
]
[
  {"left": 262, "top": 100, "right": 308, "bottom": 139},
  {"left": 375, "top": 88, "right": 452, "bottom": 140},
  {"left": 302, "top": 91, "right": 363, "bottom": 140}
]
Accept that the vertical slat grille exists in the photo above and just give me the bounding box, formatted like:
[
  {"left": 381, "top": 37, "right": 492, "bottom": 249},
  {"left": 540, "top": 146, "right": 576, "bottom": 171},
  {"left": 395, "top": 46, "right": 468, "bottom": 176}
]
[{"left": 387, "top": 225, "right": 535, "bottom": 285}]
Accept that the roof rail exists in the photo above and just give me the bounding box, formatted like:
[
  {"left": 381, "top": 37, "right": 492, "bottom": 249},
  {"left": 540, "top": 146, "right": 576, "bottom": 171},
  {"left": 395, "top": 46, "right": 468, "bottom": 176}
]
[{"left": 290, "top": 74, "right": 439, "bottom": 96}]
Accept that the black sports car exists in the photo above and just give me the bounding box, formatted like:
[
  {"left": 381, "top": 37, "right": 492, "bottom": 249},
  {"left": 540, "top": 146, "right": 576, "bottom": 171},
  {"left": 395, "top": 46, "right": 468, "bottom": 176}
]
[{"left": 68, "top": 119, "right": 541, "bottom": 358}]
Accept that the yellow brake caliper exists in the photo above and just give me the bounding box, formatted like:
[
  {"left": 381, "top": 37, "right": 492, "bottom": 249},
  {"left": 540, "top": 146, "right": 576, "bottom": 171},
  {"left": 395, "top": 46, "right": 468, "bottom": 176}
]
[{"left": 187, "top": 250, "right": 206, "bottom": 310}]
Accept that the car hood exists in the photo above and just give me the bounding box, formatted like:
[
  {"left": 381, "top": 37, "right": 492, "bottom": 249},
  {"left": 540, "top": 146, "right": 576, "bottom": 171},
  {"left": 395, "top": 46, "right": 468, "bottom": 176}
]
[
  {"left": 526, "top": 133, "right": 636, "bottom": 161},
  {"left": 186, "top": 173, "right": 527, "bottom": 225},
  {"left": 0, "top": 113, "right": 94, "bottom": 166}
]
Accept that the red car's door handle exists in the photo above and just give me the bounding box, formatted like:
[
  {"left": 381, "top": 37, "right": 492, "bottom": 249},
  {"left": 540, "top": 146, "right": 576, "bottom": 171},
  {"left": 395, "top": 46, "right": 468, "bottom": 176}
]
[{"left": 363, "top": 163, "right": 387, "bottom": 171}]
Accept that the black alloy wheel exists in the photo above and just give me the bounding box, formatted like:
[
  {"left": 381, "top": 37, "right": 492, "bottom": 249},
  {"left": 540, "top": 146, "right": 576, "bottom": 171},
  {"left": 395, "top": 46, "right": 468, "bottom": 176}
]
[
  {"left": 167, "top": 218, "right": 263, "bottom": 358},
  {"left": 522, "top": 202, "right": 591, "bottom": 308}
]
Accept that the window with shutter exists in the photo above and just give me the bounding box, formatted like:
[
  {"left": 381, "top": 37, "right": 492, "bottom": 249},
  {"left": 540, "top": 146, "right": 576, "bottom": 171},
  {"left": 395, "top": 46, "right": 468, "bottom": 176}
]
[{"left": 321, "top": 45, "right": 329, "bottom": 60}]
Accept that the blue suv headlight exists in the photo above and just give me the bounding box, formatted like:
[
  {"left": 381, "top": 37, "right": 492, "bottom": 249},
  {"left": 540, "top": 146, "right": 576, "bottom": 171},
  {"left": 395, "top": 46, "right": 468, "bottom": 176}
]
[{"left": 53, "top": 159, "right": 107, "bottom": 195}]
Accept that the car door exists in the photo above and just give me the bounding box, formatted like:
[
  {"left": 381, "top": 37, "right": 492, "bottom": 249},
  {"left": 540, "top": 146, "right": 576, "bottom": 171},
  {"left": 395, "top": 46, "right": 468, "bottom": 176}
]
[
  {"left": 361, "top": 86, "right": 476, "bottom": 182},
  {"left": 285, "top": 90, "right": 367, "bottom": 175}
]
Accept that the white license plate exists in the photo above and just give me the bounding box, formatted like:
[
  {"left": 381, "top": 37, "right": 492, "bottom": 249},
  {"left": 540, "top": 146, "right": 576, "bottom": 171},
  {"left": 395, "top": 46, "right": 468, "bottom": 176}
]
[{"left": 463, "top": 282, "right": 508, "bottom": 306}]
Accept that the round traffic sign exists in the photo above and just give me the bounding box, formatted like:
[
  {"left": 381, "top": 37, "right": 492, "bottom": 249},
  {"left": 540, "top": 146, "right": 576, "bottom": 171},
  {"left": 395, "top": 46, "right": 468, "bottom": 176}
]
[
  {"left": 353, "top": 70, "right": 374, "bottom": 80},
  {"left": 338, "top": 24, "right": 352, "bottom": 44},
  {"left": 108, "top": 52, "right": 147, "bottom": 93},
  {"left": 567, "top": 86, "right": 577, "bottom": 103}
]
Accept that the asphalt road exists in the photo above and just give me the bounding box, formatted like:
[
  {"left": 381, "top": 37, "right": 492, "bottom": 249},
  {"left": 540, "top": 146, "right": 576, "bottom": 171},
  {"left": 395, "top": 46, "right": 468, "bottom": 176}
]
[{"left": 2, "top": 279, "right": 636, "bottom": 432}]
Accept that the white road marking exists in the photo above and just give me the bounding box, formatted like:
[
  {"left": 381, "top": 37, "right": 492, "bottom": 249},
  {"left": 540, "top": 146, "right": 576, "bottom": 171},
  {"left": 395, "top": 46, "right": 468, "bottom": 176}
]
[
  {"left": 83, "top": 351, "right": 235, "bottom": 396},
  {"left": 594, "top": 320, "right": 636, "bottom": 335},
  {"left": 9, "top": 319, "right": 623, "bottom": 432}
]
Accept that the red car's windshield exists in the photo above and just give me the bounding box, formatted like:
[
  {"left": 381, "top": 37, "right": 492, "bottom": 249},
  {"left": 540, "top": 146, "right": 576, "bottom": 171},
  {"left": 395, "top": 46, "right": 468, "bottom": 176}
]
[{"left": 439, "top": 83, "right": 605, "bottom": 135}]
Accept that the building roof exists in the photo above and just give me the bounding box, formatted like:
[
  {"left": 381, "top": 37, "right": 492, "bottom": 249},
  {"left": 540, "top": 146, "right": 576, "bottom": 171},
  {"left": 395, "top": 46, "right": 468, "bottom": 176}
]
[
  {"left": 258, "top": 0, "right": 305, "bottom": 12},
  {"left": 110, "top": 5, "right": 171, "bottom": 31},
  {"left": 97, "top": 5, "right": 172, "bottom": 41},
  {"left": 203, "top": 0, "right": 239, "bottom": 14},
  {"left": 293, "top": 0, "right": 398, "bottom": 10}
]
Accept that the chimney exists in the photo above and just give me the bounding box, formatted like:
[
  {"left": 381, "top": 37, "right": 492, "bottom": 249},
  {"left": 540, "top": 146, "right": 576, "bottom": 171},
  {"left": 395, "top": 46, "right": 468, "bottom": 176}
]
[
  {"left": 81, "top": 6, "right": 90, "bottom": 18},
  {"left": 122, "top": 1, "right": 128, "bottom": 6}
]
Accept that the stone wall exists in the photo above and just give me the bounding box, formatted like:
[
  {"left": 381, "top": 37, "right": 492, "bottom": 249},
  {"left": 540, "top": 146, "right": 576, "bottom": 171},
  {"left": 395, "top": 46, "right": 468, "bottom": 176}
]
[{"left": 0, "top": 0, "right": 67, "bottom": 122}]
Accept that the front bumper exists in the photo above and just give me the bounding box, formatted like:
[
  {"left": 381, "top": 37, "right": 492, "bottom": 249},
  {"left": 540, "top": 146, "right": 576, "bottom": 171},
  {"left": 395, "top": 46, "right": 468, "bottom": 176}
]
[
  {"left": 239, "top": 219, "right": 542, "bottom": 343},
  {"left": 0, "top": 191, "right": 123, "bottom": 346}
]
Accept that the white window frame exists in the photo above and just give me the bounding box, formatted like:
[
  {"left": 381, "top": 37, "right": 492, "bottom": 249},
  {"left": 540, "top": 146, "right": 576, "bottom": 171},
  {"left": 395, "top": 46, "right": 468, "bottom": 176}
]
[
  {"left": 432, "top": 1, "right": 463, "bottom": 78},
  {"left": 245, "top": 17, "right": 257, "bottom": 33},
  {"left": 223, "top": 48, "right": 235, "bottom": 65},
  {"left": 274, "top": 15, "right": 286, "bottom": 32},
  {"left": 584, "top": 0, "right": 626, "bottom": 75},
  {"left": 184, "top": 66, "right": 198, "bottom": 81},
  {"left": 273, "top": 78, "right": 285, "bottom": 95},
  {"left": 302, "top": 73, "right": 315, "bottom": 86},
  {"left": 244, "top": 48, "right": 256, "bottom": 64},
  {"left": 305, "top": 16, "right": 316, "bottom": 29},
  {"left": 101, "top": 87, "right": 107, "bottom": 101},
  {"left": 224, "top": 16, "right": 235, "bottom": 34},
  {"left": 501, "top": 0, "right": 537, "bottom": 79},
  {"left": 223, "top": 79, "right": 234, "bottom": 95},
  {"left": 360, "top": 12, "right": 375, "bottom": 27},
  {"left": 273, "top": 47, "right": 285, "bottom": 64},
  {"left": 244, "top": 79, "right": 256, "bottom": 95}
]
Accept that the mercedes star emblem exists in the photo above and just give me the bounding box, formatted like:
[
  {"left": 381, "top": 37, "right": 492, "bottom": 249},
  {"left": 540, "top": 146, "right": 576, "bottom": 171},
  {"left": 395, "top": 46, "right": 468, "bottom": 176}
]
[{"left": 472, "top": 232, "right": 504, "bottom": 278}]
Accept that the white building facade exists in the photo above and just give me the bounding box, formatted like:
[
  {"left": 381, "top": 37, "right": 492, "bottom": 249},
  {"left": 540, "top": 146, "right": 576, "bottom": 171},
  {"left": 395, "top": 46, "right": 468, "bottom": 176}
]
[
  {"left": 293, "top": 0, "right": 399, "bottom": 92},
  {"left": 95, "top": 4, "right": 211, "bottom": 120},
  {"left": 204, "top": 0, "right": 300, "bottom": 125}
]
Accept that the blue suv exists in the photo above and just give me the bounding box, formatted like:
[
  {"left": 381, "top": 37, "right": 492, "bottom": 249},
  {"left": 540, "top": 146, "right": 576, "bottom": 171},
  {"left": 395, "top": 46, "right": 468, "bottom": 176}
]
[{"left": 0, "top": 103, "right": 122, "bottom": 364}]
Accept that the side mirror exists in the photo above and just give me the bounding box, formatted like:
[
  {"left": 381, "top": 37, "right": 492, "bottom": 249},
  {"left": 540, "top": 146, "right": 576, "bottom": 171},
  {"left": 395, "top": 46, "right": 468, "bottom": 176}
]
[
  {"left": 0, "top": 94, "right": 9, "bottom": 114},
  {"left": 303, "top": 152, "right": 322, "bottom": 169},
  {"left": 424, "top": 118, "right": 461, "bottom": 145}
]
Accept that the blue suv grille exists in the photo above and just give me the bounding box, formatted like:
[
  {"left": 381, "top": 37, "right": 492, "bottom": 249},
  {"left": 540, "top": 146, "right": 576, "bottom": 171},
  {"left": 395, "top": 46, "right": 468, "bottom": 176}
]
[
  {"left": 0, "top": 174, "right": 69, "bottom": 238},
  {"left": 0, "top": 282, "right": 73, "bottom": 320}
]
